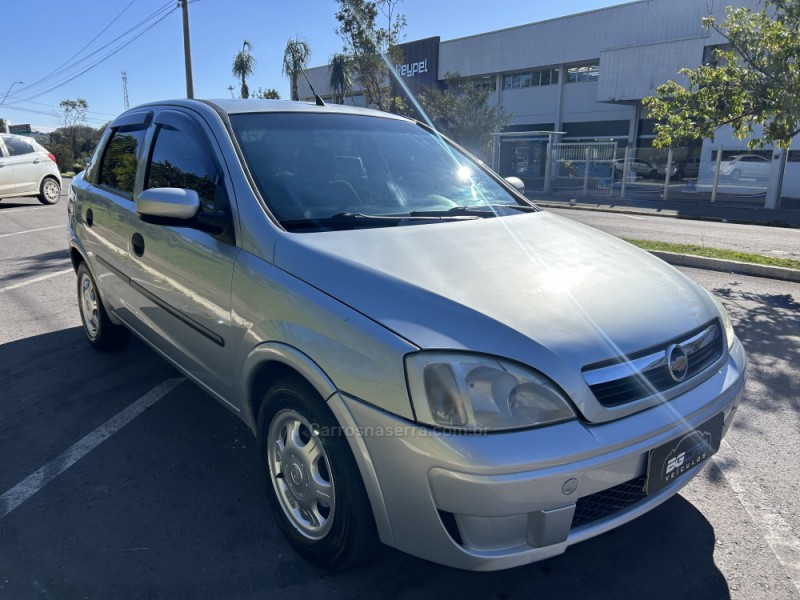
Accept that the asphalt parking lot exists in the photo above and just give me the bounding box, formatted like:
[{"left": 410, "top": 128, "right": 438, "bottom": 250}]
[{"left": 1, "top": 189, "right": 799, "bottom": 599}]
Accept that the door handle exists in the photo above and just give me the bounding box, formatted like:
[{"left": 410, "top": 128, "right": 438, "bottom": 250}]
[{"left": 131, "top": 233, "right": 145, "bottom": 257}]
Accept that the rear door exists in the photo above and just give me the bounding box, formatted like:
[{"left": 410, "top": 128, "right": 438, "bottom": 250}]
[
  {"left": 77, "top": 111, "right": 152, "bottom": 319},
  {"left": 125, "top": 108, "right": 240, "bottom": 403}
]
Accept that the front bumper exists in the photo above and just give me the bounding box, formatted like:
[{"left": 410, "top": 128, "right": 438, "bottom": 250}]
[{"left": 329, "top": 339, "right": 746, "bottom": 571}]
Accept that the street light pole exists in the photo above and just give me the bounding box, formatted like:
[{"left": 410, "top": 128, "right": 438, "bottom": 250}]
[
  {"left": 180, "top": 0, "right": 194, "bottom": 99},
  {"left": 0, "top": 81, "right": 24, "bottom": 105}
]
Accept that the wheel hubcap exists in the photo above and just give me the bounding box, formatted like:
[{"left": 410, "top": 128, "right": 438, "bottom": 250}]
[
  {"left": 79, "top": 273, "right": 99, "bottom": 338},
  {"left": 44, "top": 180, "right": 59, "bottom": 201},
  {"left": 267, "top": 409, "right": 335, "bottom": 539}
]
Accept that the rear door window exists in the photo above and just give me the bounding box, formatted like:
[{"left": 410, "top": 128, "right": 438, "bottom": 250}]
[
  {"left": 4, "top": 137, "right": 35, "bottom": 156},
  {"left": 98, "top": 127, "right": 147, "bottom": 197}
]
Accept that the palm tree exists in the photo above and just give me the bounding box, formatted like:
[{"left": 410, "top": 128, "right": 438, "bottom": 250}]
[
  {"left": 328, "top": 53, "right": 352, "bottom": 104},
  {"left": 282, "top": 38, "right": 311, "bottom": 101},
  {"left": 232, "top": 40, "right": 256, "bottom": 99}
]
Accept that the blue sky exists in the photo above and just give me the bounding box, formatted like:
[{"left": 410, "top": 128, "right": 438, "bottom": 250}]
[{"left": 1, "top": 0, "right": 635, "bottom": 130}]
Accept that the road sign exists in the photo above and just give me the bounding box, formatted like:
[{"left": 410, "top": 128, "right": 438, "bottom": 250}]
[{"left": 8, "top": 124, "right": 32, "bottom": 134}]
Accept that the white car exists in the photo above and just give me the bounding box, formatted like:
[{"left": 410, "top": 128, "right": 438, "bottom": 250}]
[
  {"left": 719, "top": 154, "right": 771, "bottom": 181},
  {"left": 0, "top": 133, "right": 62, "bottom": 204}
]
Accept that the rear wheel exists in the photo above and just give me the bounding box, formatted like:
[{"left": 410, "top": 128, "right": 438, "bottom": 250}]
[
  {"left": 38, "top": 177, "right": 61, "bottom": 204},
  {"left": 77, "top": 262, "right": 130, "bottom": 351},
  {"left": 257, "top": 376, "right": 378, "bottom": 569}
]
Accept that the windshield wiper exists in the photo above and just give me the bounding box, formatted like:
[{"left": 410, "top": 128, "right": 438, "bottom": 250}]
[
  {"left": 281, "top": 212, "right": 479, "bottom": 231},
  {"left": 409, "top": 204, "right": 539, "bottom": 218}
]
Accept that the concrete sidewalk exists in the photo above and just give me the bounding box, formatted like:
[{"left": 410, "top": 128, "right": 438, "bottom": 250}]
[{"left": 528, "top": 191, "right": 800, "bottom": 229}]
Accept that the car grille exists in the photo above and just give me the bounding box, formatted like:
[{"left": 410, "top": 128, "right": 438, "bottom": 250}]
[
  {"left": 571, "top": 475, "right": 648, "bottom": 529},
  {"left": 582, "top": 320, "right": 723, "bottom": 407}
]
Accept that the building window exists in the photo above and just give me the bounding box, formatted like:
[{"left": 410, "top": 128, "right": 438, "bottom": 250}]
[
  {"left": 467, "top": 75, "right": 497, "bottom": 91},
  {"left": 503, "top": 68, "right": 559, "bottom": 90},
  {"left": 702, "top": 44, "right": 733, "bottom": 67},
  {"left": 566, "top": 62, "right": 600, "bottom": 83}
]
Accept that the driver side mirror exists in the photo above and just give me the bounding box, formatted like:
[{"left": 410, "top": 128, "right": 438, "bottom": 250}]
[
  {"left": 135, "top": 187, "right": 200, "bottom": 220},
  {"left": 504, "top": 176, "right": 525, "bottom": 195}
]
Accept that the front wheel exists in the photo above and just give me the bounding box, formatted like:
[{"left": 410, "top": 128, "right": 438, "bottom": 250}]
[
  {"left": 77, "top": 262, "right": 130, "bottom": 351},
  {"left": 38, "top": 177, "right": 61, "bottom": 204},
  {"left": 257, "top": 376, "right": 378, "bottom": 569}
]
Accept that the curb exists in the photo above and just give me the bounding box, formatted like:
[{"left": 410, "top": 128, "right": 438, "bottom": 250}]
[
  {"left": 534, "top": 201, "right": 799, "bottom": 229},
  {"left": 649, "top": 250, "right": 800, "bottom": 283}
]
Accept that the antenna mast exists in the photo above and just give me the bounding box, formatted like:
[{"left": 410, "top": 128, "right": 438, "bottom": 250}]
[{"left": 122, "top": 70, "right": 130, "bottom": 111}]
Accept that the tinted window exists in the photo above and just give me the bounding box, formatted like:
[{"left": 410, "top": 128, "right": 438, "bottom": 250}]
[
  {"left": 4, "top": 137, "right": 35, "bottom": 156},
  {"left": 99, "top": 128, "right": 147, "bottom": 196},
  {"left": 145, "top": 125, "right": 225, "bottom": 213}
]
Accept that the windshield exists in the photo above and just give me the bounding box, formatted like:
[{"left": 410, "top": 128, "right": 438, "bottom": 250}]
[{"left": 230, "top": 112, "right": 536, "bottom": 231}]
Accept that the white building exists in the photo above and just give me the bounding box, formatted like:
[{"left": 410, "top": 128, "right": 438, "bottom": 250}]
[{"left": 300, "top": 0, "right": 796, "bottom": 201}]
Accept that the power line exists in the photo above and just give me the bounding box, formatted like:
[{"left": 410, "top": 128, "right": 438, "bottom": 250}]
[
  {"left": 14, "top": 1, "right": 177, "bottom": 102},
  {"left": 0, "top": 104, "right": 109, "bottom": 125},
  {"left": 21, "top": 0, "right": 139, "bottom": 94}
]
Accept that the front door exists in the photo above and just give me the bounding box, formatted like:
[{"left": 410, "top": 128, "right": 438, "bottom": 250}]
[{"left": 126, "top": 108, "right": 240, "bottom": 404}]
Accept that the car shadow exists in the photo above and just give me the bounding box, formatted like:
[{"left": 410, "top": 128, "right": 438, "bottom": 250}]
[
  {"left": 712, "top": 285, "right": 800, "bottom": 417},
  {"left": 0, "top": 249, "right": 72, "bottom": 285}
]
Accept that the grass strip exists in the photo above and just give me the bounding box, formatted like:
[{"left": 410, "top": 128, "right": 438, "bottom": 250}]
[{"left": 623, "top": 238, "right": 800, "bottom": 271}]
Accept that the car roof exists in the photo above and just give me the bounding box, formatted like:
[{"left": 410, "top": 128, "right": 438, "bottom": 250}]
[{"left": 131, "top": 98, "right": 411, "bottom": 121}]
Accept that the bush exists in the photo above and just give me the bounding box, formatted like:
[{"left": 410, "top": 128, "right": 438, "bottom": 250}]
[{"left": 49, "top": 143, "right": 74, "bottom": 171}]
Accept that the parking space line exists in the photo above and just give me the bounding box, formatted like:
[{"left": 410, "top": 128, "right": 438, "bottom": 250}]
[
  {"left": 0, "top": 269, "right": 74, "bottom": 293},
  {"left": 0, "top": 378, "right": 185, "bottom": 520},
  {"left": 713, "top": 440, "right": 800, "bottom": 594},
  {"left": 0, "top": 225, "right": 65, "bottom": 239},
  {"left": 0, "top": 206, "right": 48, "bottom": 215}
]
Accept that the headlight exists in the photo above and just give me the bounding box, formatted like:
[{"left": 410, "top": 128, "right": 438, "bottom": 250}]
[
  {"left": 709, "top": 293, "right": 736, "bottom": 350},
  {"left": 405, "top": 352, "right": 576, "bottom": 432}
]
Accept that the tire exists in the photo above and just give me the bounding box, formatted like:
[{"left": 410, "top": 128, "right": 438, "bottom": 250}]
[
  {"left": 38, "top": 176, "right": 61, "bottom": 205},
  {"left": 730, "top": 168, "right": 741, "bottom": 182},
  {"left": 648, "top": 169, "right": 659, "bottom": 180},
  {"left": 257, "top": 376, "right": 378, "bottom": 570},
  {"left": 76, "top": 262, "right": 130, "bottom": 351}
]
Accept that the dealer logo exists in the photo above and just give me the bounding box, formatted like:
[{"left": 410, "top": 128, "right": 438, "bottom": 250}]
[{"left": 666, "top": 343, "right": 689, "bottom": 382}]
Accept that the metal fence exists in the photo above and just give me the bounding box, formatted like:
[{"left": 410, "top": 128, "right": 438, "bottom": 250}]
[
  {"left": 550, "top": 142, "right": 617, "bottom": 197},
  {"left": 492, "top": 137, "right": 799, "bottom": 210}
]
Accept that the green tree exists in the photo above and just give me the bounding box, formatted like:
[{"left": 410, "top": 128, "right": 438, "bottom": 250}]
[
  {"left": 419, "top": 73, "right": 511, "bottom": 162},
  {"left": 232, "top": 40, "right": 256, "bottom": 99},
  {"left": 644, "top": 1, "right": 800, "bottom": 149},
  {"left": 59, "top": 98, "right": 89, "bottom": 162},
  {"left": 253, "top": 87, "right": 281, "bottom": 100},
  {"left": 283, "top": 38, "right": 312, "bottom": 101},
  {"left": 328, "top": 53, "right": 352, "bottom": 104},
  {"left": 334, "top": 0, "right": 406, "bottom": 111}
]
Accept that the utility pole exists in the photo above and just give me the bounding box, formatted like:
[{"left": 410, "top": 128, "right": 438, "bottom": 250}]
[
  {"left": 180, "top": 0, "right": 194, "bottom": 99},
  {"left": 121, "top": 71, "right": 130, "bottom": 110}
]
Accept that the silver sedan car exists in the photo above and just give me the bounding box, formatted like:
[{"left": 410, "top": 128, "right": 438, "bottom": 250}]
[{"left": 68, "top": 99, "right": 746, "bottom": 571}]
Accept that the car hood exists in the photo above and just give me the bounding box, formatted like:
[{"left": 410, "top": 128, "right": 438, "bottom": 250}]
[{"left": 275, "top": 211, "right": 717, "bottom": 378}]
